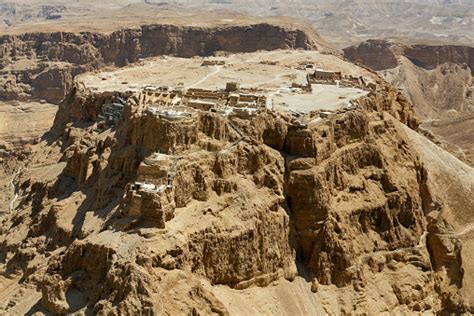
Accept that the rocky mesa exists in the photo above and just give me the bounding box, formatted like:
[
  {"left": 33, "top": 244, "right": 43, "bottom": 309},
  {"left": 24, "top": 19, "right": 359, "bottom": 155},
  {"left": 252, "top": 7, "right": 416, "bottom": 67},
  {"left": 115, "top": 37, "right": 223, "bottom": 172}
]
[
  {"left": 0, "top": 21, "right": 328, "bottom": 104},
  {"left": 1, "top": 68, "right": 473, "bottom": 314}
]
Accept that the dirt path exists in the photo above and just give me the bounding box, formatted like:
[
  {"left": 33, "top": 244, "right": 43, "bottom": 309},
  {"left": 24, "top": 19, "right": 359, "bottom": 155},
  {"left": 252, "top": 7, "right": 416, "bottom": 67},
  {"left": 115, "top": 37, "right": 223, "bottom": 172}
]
[
  {"left": 437, "top": 224, "right": 474, "bottom": 238},
  {"left": 8, "top": 168, "right": 21, "bottom": 213},
  {"left": 188, "top": 65, "right": 221, "bottom": 89},
  {"left": 348, "top": 231, "right": 428, "bottom": 270},
  {"left": 266, "top": 88, "right": 286, "bottom": 109}
]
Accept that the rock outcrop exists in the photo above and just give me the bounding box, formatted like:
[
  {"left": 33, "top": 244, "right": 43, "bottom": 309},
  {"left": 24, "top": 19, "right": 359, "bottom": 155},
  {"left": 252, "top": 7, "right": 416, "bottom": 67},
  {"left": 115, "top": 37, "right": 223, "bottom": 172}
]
[
  {"left": 0, "top": 78, "right": 470, "bottom": 314},
  {"left": 343, "top": 40, "right": 474, "bottom": 119}
]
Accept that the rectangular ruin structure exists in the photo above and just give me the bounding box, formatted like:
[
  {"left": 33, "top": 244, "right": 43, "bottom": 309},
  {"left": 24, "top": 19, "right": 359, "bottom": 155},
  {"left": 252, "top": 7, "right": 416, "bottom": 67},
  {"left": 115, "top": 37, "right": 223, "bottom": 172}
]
[
  {"left": 201, "top": 60, "right": 225, "bottom": 66},
  {"left": 226, "top": 82, "right": 240, "bottom": 92},
  {"left": 308, "top": 69, "right": 343, "bottom": 83},
  {"left": 187, "top": 99, "right": 216, "bottom": 111},
  {"left": 123, "top": 182, "right": 175, "bottom": 228}
]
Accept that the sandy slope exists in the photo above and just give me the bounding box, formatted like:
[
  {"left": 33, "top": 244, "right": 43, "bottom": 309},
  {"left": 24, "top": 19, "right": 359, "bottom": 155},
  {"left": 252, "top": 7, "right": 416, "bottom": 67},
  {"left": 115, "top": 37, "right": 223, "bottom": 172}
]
[{"left": 401, "top": 122, "right": 474, "bottom": 304}]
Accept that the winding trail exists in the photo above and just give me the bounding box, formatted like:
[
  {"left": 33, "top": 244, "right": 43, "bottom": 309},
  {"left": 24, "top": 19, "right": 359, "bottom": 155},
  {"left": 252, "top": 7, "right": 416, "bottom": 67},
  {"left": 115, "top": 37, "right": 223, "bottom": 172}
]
[
  {"left": 348, "top": 231, "right": 428, "bottom": 270},
  {"left": 437, "top": 224, "right": 474, "bottom": 238},
  {"left": 188, "top": 65, "right": 221, "bottom": 89},
  {"left": 227, "top": 121, "right": 245, "bottom": 139},
  {"left": 347, "top": 224, "right": 474, "bottom": 271},
  {"left": 8, "top": 168, "right": 21, "bottom": 213}
]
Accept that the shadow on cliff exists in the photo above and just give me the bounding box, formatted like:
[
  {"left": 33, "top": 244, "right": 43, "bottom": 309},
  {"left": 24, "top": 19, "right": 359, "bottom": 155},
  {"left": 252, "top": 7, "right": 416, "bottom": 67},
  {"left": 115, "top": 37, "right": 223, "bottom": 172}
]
[
  {"left": 280, "top": 150, "right": 314, "bottom": 283},
  {"left": 67, "top": 174, "right": 126, "bottom": 239},
  {"left": 25, "top": 299, "right": 45, "bottom": 316}
]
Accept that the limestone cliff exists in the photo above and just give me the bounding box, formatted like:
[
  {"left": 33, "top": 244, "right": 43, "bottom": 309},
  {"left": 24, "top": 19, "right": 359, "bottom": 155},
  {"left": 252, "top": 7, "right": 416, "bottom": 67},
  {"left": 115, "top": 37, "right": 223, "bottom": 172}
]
[
  {"left": 343, "top": 40, "right": 474, "bottom": 74},
  {"left": 343, "top": 40, "right": 474, "bottom": 119}
]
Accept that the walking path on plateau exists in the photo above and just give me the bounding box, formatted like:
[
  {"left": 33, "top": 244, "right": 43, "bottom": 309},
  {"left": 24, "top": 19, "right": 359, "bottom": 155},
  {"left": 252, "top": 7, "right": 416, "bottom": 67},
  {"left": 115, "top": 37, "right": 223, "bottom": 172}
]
[{"left": 188, "top": 65, "right": 221, "bottom": 89}]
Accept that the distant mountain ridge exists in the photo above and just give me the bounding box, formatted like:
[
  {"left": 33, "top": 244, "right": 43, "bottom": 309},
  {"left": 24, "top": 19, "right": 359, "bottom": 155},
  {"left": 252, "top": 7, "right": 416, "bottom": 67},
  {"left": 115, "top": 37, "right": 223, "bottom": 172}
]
[
  {"left": 2, "top": 0, "right": 472, "bottom": 46},
  {"left": 145, "top": 0, "right": 474, "bottom": 46}
]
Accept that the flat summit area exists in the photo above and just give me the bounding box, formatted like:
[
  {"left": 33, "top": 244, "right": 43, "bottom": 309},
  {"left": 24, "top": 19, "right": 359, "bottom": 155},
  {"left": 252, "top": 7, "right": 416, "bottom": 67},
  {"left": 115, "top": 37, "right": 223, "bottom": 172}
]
[{"left": 79, "top": 50, "right": 372, "bottom": 113}]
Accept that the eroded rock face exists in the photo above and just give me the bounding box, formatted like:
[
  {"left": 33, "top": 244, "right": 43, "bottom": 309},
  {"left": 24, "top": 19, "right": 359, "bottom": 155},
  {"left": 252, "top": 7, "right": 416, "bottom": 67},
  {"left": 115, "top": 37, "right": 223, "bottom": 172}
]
[
  {"left": 288, "top": 116, "right": 425, "bottom": 287},
  {"left": 0, "top": 83, "right": 469, "bottom": 314},
  {"left": 404, "top": 45, "right": 474, "bottom": 74},
  {"left": 343, "top": 40, "right": 474, "bottom": 123},
  {"left": 343, "top": 39, "right": 401, "bottom": 71}
]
